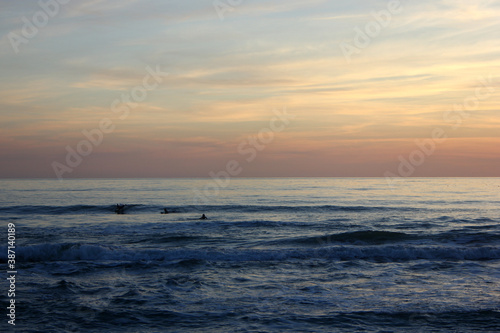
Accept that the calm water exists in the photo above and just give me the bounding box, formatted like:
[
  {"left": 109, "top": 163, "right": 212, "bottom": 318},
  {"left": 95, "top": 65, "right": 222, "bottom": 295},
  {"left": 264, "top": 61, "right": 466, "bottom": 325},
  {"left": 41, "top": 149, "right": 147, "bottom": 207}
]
[{"left": 1, "top": 178, "right": 499, "bottom": 332}]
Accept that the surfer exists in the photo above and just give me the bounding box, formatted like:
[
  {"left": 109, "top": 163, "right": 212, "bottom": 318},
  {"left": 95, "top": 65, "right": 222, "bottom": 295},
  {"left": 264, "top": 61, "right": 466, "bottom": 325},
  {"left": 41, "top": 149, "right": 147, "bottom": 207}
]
[
  {"left": 200, "top": 214, "right": 207, "bottom": 220},
  {"left": 115, "top": 204, "right": 126, "bottom": 214},
  {"left": 161, "top": 208, "right": 169, "bottom": 214}
]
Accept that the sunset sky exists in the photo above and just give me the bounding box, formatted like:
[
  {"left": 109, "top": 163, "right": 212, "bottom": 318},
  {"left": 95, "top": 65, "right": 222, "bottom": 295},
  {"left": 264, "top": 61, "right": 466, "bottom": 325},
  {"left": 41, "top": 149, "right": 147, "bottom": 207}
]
[{"left": 1, "top": 0, "right": 499, "bottom": 178}]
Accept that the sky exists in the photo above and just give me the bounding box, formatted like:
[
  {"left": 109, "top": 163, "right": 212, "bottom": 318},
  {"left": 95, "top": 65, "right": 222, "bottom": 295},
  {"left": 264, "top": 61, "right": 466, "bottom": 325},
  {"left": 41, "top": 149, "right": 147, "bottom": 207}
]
[{"left": 0, "top": 0, "right": 499, "bottom": 179}]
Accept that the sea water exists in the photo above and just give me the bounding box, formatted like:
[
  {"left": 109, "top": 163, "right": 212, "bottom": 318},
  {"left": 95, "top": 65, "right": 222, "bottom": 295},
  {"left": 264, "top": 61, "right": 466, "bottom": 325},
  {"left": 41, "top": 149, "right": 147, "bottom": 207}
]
[{"left": 0, "top": 178, "right": 499, "bottom": 332}]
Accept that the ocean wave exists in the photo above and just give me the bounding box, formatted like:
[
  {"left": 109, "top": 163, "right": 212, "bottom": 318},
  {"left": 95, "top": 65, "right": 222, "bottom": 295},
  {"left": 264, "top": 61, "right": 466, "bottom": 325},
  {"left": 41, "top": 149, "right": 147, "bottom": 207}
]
[
  {"left": 0, "top": 204, "right": 183, "bottom": 215},
  {"left": 274, "top": 229, "right": 500, "bottom": 246},
  {"left": 291, "top": 231, "right": 414, "bottom": 245},
  {"left": 0, "top": 203, "right": 416, "bottom": 215},
  {"left": 2, "top": 243, "right": 499, "bottom": 263},
  {"left": 0, "top": 204, "right": 124, "bottom": 215},
  {"left": 431, "top": 230, "right": 500, "bottom": 245}
]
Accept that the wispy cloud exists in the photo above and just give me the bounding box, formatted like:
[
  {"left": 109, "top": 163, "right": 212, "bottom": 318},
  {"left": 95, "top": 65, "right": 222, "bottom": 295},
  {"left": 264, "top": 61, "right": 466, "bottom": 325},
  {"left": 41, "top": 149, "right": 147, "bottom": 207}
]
[{"left": 0, "top": 0, "right": 499, "bottom": 177}]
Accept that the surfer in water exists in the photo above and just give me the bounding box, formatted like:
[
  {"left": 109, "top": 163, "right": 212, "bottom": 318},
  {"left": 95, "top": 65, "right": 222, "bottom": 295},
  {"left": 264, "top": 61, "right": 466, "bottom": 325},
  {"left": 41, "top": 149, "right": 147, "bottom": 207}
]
[
  {"left": 115, "top": 204, "right": 126, "bottom": 214},
  {"left": 200, "top": 214, "right": 207, "bottom": 220},
  {"left": 161, "top": 208, "right": 169, "bottom": 214}
]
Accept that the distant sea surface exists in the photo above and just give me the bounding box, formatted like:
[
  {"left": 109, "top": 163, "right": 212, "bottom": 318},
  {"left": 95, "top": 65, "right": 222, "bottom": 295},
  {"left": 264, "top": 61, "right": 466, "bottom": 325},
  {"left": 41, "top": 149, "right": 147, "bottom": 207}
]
[{"left": 1, "top": 178, "right": 499, "bottom": 332}]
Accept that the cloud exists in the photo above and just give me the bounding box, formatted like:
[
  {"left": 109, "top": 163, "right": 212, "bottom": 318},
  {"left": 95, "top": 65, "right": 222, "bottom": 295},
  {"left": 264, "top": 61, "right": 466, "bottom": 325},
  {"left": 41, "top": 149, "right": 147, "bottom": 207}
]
[{"left": 1, "top": 0, "right": 499, "bottom": 177}]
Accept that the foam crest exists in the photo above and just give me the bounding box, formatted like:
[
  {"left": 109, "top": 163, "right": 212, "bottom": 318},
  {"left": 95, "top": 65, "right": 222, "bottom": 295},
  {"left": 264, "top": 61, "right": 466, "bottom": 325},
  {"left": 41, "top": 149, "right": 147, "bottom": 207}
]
[{"left": 2, "top": 243, "right": 498, "bottom": 263}]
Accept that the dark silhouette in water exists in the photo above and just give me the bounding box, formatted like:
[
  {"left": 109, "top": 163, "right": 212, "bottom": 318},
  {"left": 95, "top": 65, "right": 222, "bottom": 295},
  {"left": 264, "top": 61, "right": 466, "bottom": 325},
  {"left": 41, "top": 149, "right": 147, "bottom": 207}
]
[
  {"left": 161, "top": 208, "right": 169, "bottom": 214},
  {"left": 115, "top": 204, "right": 126, "bottom": 214},
  {"left": 200, "top": 214, "right": 207, "bottom": 220}
]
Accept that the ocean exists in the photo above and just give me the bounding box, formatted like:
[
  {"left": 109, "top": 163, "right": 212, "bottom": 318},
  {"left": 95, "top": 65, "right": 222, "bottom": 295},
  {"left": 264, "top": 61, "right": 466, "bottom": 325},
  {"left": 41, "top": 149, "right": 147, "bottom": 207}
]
[{"left": 1, "top": 178, "right": 499, "bottom": 332}]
